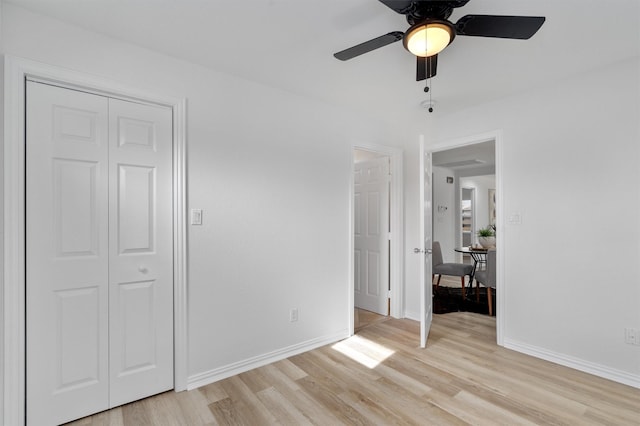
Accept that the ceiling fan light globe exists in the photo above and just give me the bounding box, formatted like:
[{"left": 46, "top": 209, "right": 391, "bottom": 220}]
[{"left": 404, "top": 21, "right": 455, "bottom": 57}]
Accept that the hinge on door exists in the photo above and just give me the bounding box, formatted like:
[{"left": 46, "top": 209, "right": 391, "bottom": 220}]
[
  {"left": 388, "top": 232, "right": 392, "bottom": 241},
  {"left": 387, "top": 290, "right": 392, "bottom": 299}
]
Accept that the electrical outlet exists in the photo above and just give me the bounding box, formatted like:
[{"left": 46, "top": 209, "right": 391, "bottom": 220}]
[
  {"left": 289, "top": 308, "right": 299, "bottom": 322},
  {"left": 624, "top": 328, "right": 639, "bottom": 345}
]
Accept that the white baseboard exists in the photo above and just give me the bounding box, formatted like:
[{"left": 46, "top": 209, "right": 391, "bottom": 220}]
[
  {"left": 504, "top": 338, "right": 640, "bottom": 389},
  {"left": 186, "top": 330, "right": 350, "bottom": 390}
]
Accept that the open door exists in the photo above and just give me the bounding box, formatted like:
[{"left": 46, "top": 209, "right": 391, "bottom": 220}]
[{"left": 417, "top": 138, "right": 433, "bottom": 348}]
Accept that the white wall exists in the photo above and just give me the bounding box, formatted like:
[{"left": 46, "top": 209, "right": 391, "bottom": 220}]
[
  {"left": 1, "top": 4, "right": 406, "bottom": 387},
  {"left": 414, "top": 57, "right": 640, "bottom": 385},
  {"left": 432, "top": 166, "right": 456, "bottom": 262}
]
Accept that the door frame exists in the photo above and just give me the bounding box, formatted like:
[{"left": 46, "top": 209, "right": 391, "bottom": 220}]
[
  {"left": 428, "top": 130, "right": 504, "bottom": 345},
  {"left": 2, "top": 56, "right": 188, "bottom": 425},
  {"left": 459, "top": 186, "right": 476, "bottom": 262},
  {"left": 349, "top": 143, "right": 404, "bottom": 333}
]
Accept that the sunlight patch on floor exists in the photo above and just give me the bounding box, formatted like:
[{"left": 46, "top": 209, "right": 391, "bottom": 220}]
[{"left": 331, "top": 335, "right": 395, "bottom": 369}]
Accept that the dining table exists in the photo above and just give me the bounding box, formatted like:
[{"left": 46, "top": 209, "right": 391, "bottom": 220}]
[{"left": 454, "top": 246, "right": 488, "bottom": 289}]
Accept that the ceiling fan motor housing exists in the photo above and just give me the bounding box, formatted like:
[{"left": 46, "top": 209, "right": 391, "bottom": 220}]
[{"left": 381, "top": 0, "right": 471, "bottom": 24}]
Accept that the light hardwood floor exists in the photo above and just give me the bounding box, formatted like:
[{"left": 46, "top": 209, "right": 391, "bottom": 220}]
[{"left": 67, "top": 311, "right": 640, "bottom": 425}]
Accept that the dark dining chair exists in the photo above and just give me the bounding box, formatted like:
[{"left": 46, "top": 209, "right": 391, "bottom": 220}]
[
  {"left": 474, "top": 248, "right": 497, "bottom": 316},
  {"left": 432, "top": 241, "right": 474, "bottom": 299}
]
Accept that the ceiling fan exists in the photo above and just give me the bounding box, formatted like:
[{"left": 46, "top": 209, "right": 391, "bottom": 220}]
[{"left": 334, "top": 0, "right": 545, "bottom": 81}]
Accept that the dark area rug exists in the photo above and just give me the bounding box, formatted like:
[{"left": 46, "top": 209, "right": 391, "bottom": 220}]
[{"left": 433, "top": 285, "right": 495, "bottom": 315}]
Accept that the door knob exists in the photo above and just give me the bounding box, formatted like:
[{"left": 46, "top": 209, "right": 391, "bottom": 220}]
[{"left": 138, "top": 266, "right": 149, "bottom": 274}]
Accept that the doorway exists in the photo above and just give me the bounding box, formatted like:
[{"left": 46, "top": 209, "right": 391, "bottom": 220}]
[
  {"left": 430, "top": 135, "right": 503, "bottom": 343},
  {"left": 350, "top": 144, "right": 404, "bottom": 335},
  {"left": 432, "top": 140, "right": 496, "bottom": 262},
  {"left": 354, "top": 150, "right": 390, "bottom": 317}
]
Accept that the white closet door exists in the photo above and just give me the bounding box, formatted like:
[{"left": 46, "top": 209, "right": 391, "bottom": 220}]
[
  {"left": 26, "top": 82, "right": 110, "bottom": 425},
  {"left": 108, "top": 98, "right": 174, "bottom": 406},
  {"left": 26, "top": 82, "right": 174, "bottom": 424}
]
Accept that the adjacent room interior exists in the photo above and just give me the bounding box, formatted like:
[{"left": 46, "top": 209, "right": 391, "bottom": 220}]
[{"left": 1, "top": 0, "right": 639, "bottom": 424}]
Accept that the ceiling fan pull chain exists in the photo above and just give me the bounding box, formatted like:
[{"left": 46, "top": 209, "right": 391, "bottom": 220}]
[
  {"left": 424, "top": 31, "right": 429, "bottom": 93},
  {"left": 428, "top": 77, "right": 434, "bottom": 113},
  {"left": 424, "top": 59, "right": 430, "bottom": 92}
]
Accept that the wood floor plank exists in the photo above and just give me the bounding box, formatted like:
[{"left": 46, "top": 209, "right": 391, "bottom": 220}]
[
  {"left": 198, "top": 381, "right": 230, "bottom": 404},
  {"left": 255, "top": 386, "right": 313, "bottom": 425},
  {"left": 120, "top": 400, "right": 153, "bottom": 426},
  {"left": 295, "top": 375, "right": 371, "bottom": 425},
  {"left": 272, "top": 358, "right": 308, "bottom": 381},
  {"left": 337, "top": 389, "right": 411, "bottom": 425},
  {"left": 139, "top": 391, "right": 193, "bottom": 426},
  {"left": 372, "top": 376, "right": 469, "bottom": 425},
  {"left": 64, "top": 407, "right": 125, "bottom": 426},
  {"left": 65, "top": 310, "right": 640, "bottom": 426},
  {"left": 209, "top": 376, "right": 278, "bottom": 425},
  {"left": 264, "top": 376, "right": 345, "bottom": 425},
  {"left": 207, "top": 397, "right": 245, "bottom": 425},
  {"left": 173, "top": 387, "right": 218, "bottom": 425}
]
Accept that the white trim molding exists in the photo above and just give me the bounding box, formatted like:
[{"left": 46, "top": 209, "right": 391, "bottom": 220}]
[
  {"left": 504, "top": 338, "right": 640, "bottom": 390},
  {"left": 187, "top": 330, "right": 349, "bottom": 390},
  {"left": 2, "top": 56, "right": 188, "bottom": 425},
  {"left": 428, "top": 130, "right": 504, "bottom": 345},
  {"left": 349, "top": 143, "right": 405, "bottom": 332}
]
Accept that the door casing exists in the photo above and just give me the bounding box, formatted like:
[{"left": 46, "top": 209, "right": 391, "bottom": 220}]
[
  {"left": 2, "top": 56, "right": 188, "bottom": 426},
  {"left": 427, "top": 130, "right": 504, "bottom": 345}
]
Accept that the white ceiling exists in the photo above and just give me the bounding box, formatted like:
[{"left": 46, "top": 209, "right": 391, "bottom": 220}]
[{"left": 6, "top": 0, "right": 640, "bottom": 122}]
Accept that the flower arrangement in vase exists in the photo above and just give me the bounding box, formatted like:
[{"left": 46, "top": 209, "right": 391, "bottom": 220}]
[{"left": 477, "top": 226, "right": 496, "bottom": 248}]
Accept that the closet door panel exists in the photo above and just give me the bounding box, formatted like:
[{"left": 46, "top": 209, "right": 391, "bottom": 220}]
[
  {"left": 27, "top": 82, "right": 175, "bottom": 423},
  {"left": 26, "top": 82, "right": 110, "bottom": 425},
  {"left": 108, "top": 98, "right": 174, "bottom": 407}
]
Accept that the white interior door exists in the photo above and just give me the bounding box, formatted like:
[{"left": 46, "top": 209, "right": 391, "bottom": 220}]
[
  {"left": 26, "top": 82, "right": 173, "bottom": 425},
  {"left": 419, "top": 139, "right": 433, "bottom": 348},
  {"left": 108, "top": 98, "right": 174, "bottom": 406},
  {"left": 354, "top": 157, "right": 390, "bottom": 315},
  {"left": 26, "top": 82, "right": 111, "bottom": 425}
]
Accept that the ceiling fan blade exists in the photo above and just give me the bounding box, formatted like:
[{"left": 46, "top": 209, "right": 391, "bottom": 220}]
[
  {"left": 378, "top": 0, "right": 415, "bottom": 14},
  {"left": 417, "top": 54, "right": 438, "bottom": 81},
  {"left": 455, "top": 15, "right": 545, "bottom": 39},
  {"left": 333, "top": 31, "right": 404, "bottom": 61}
]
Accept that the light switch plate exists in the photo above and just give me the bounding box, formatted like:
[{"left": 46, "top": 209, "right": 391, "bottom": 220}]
[
  {"left": 191, "top": 209, "right": 203, "bottom": 225},
  {"left": 508, "top": 212, "right": 522, "bottom": 225}
]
